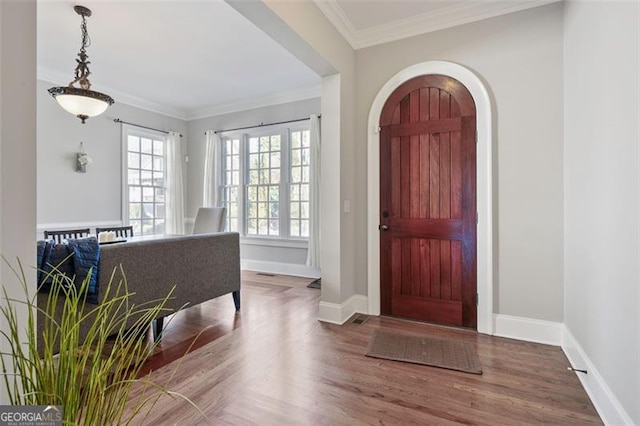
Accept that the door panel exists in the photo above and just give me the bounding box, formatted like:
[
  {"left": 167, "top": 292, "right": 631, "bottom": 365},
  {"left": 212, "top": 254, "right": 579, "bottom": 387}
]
[{"left": 380, "top": 75, "right": 477, "bottom": 329}]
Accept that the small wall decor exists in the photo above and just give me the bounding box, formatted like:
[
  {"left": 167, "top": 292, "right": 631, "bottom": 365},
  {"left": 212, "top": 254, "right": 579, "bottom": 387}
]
[{"left": 76, "top": 142, "right": 93, "bottom": 173}]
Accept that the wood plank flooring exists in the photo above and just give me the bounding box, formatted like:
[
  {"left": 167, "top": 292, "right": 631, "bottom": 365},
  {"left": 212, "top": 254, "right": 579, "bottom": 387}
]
[{"left": 125, "top": 271, "right": 602, "bottom": 425}]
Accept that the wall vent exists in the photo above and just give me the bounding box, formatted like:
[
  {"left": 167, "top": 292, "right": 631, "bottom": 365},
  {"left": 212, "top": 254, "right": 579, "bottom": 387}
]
[{"left": 350, "top": 314, "right": 369, "bottom": 325}]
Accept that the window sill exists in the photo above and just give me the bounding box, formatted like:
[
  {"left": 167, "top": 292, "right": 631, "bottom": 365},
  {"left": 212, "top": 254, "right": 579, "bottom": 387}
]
[{"left": 240, "top": 237, "right": 308, "bottom": 249}]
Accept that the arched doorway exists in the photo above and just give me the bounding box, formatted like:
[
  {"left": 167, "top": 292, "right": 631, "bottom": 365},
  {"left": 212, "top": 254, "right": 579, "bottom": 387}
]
[
  {"left": 367, "top": 61, "right": 494, "bottom": 335},
  {"left": 379, "top": 74, "right": 477, "bottom": 328}
]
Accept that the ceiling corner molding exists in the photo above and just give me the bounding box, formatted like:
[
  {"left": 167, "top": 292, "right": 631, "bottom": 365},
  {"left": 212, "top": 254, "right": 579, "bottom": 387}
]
[
  {"left": 37, "top": 67, "right": 71, "bottom": 90},
  {"left": 323, "top": 0, "right": 561, "bottom": 50},
  {"left": 39, "top": 65, "right": 320, "bottom": 123},
  {"left": 186, "top": 84, "right": 322, "bottom": 121},
  {"left": 101, "top": 88, "right": 189, "bottom": 121},
  {"left": 37, "top": 66, "right": 189, "bottom": 121},
  {"left": 313, "top": 0, "right": 359, "bottom": 49}
]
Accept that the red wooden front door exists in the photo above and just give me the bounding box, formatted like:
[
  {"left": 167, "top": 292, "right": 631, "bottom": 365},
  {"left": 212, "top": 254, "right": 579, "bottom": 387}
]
[{"left": 379, "top": 75, "right": 477, "bottom": 329}]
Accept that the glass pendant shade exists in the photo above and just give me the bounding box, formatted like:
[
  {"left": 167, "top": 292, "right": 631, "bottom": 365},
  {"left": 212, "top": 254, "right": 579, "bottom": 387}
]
[
  {"left": 49, "top": 5, "right": 114, "bottom": 124},
  {"left": 49, "top": 87, "right": 114, "bottom": 123}
]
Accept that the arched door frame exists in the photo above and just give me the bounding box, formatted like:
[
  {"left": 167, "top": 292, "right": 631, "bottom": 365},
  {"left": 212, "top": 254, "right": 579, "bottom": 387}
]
[{"left": 367, "top": 61, "right": 494, "bottom": 335}]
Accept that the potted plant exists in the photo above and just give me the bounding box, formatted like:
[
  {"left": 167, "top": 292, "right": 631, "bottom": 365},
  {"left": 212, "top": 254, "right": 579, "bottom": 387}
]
[{"left": 0, "top": 258, "right": 201, "bottom": 425}]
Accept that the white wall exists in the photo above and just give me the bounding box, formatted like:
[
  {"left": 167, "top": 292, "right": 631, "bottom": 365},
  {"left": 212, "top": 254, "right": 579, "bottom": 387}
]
[
  {"left": 232, "top": 1, "right": 357, "bottom": 311},
  {"left": 355, "top": 4, "right": 565, "bottom": 322},
  {"left": 187, "top": 98, "right": 320, "bottom": 274},
  {"left": 563, "top": 1, "right": 639, "bottom": 423},
  {"left": 0, "top": 0, "right": 37, "bottom": 403},
  {"left": 261, "top": 1, "right": 358, "bottom": 309},
  {"left": 37, "top": 79, "right": 188, "bottom": 231}
]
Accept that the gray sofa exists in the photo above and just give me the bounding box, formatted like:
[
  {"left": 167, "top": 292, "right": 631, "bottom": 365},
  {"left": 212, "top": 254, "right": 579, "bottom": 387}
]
[{"left": 37, "top": 232, "right": 241, "bottom": 354}]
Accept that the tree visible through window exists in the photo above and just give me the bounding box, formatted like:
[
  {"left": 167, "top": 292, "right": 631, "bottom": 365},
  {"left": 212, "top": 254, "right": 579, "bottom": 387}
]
[
  {"left": 290, "top": 129, "right": 310, "bottom": 237},
  {"left": 223, "top": 137, "right": 240, "bottom": 232},
  {"left": 247, "top": 134, "right": 281, "bottom": 236},
  {"left": 221, "top": 125, "right": 311, "bottom": 240},
  {"left": 124, "top": 129, "right": 166, "bottom": 236}
]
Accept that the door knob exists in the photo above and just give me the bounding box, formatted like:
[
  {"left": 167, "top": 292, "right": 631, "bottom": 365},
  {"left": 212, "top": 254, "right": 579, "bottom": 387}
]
[{"left": 378, "top": 224, "right": 389, "bottom": 231}]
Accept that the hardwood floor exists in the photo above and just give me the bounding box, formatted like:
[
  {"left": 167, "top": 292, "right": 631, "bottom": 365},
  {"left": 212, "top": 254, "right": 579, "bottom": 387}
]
[{"left": 126, "top": 271, "right": 602, "bottom": 425}]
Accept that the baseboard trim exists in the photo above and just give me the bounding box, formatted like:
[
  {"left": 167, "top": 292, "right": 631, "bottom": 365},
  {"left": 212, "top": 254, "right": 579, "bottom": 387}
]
[
  {"left": 318, "top": 295, "right": 368, "bottom": 325},
  {"left": 562, "top": 326, "right": 634, "bottom": 425},
  {"left": 494, "top": 315, "right": 633, "bottom": 424},
  {"left": 493, "top": 314, "right": 563, "bottom": 346},
  {"left": 240, "top": 259, "right": 320, "bottom": 279}
]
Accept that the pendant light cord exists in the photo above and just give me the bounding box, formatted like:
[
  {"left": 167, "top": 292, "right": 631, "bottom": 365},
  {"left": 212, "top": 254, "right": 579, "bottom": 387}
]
[
  {"left": 71, "top": 9, "right": 93, "bottom": 90},
  {"left": 79, "top": 13, "right": 91, "bottom": 53}
]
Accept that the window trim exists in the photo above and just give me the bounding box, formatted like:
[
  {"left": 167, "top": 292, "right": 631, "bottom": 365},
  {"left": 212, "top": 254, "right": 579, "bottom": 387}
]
[
  {"left": 287, "top": 123, "right": 312, "bottom": 239},
  {"left": 220, "top": 132, "right": 244, "bottom": 235},
  {"left": 244, "top": 127, "right": 288, "bottom": 238},
  {"left": 121, "top": 124, "right": 168, "bottom": 236},
  {"left": 221, "top": 122, "right": 311, "bottom": 243},
  {"left": 240, "top": 236, "right": 308, "bottom": 249}
]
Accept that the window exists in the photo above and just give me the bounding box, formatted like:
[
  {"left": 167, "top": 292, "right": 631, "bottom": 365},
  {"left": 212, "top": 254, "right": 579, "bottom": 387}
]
[
  {"left": 221, "top": 124, "right": 311, "bottom": 241},
  {"left": 222, "top": 137, "right": 240, "bottom": 232},
  {"left": 289, "top": 129, "right": 311, "bottom": 238},
  {"left": 246, "top": 134, "right": 281, "bottom": 237},
  {"left": 123, "top": 128, "right": 166, "bottom": 236}
]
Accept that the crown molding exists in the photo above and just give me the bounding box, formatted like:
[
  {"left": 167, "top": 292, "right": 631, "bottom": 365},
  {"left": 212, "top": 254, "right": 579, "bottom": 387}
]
[
  {"left": 185, "top": 84, "right": 322, "bottom": 121},
  {"left": 38, "top": 66, "right": 190, "bottom": 120},
  {"left": 316, "top": 0, "right": 560, "bottom": 50},
  {"left": 313, "top": 0, "right": 359, "bottom": 48},
  {"left": 39, "top": 66, "right": 321, "bottom": 122}
]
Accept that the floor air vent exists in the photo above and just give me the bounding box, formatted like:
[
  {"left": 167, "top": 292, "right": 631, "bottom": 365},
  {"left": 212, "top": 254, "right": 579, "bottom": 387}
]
[
  {"left": 350, "top": 314, "right": 369, "bottom": 325},
  {"left": 256, "top": 272, "right": 276, "bottom": 277}
]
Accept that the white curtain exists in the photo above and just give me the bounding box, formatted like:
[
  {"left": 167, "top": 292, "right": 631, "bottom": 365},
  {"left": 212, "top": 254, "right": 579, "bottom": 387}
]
[
  {"left": 203, "top": 130, "right": 222, "bottom": 207},
  {"left": 165, "top": 131, "right": 185, "bottom": 235},
  {"left": 306, "top": 114, "right": 321, "bottom": 270}
]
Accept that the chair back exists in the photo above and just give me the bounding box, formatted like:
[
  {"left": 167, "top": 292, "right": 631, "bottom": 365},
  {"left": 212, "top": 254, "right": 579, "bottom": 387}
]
[
  {"left": 43, "top": 228, "right": 91, "bottom": 244},
  {"left": 192, "top": 207, "right": 226, "bottom": 234},
  {"left": 95, "top": 226, "right": 134, "bottom": 238}
]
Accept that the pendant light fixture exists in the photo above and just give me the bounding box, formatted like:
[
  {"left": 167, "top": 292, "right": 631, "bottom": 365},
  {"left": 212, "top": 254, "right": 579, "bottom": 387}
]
[{"left": 48, "top": 5, "right": 114, "bottom": 124}]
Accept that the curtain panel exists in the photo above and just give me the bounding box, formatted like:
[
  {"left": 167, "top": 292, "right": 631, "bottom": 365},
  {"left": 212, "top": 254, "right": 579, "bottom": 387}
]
[
  {"left": 203, "top": 130, "right": 222, "bottom": 207},
  {"left": 166, "top": 131, "right": 185, "bottom": 235},
  {"left": 306, "top": 114, "right": 321, "bottom": 271}
]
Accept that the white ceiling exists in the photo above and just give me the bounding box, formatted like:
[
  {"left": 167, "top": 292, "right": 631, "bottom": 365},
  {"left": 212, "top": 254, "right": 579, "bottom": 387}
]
[
  {"left": 314, "top": 0, "right": 561, "bottom": 49},
  {"left": 38, "top": 1, "right": 560, "bottom": 121},
  {"left": 37, "top": 1, "right": 321, "bottom": 120}
]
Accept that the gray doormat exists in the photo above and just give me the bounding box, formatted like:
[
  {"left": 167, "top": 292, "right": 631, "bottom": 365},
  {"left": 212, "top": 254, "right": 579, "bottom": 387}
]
[{"left": 365, "top": 329, "right": 482, "bottom": 375}]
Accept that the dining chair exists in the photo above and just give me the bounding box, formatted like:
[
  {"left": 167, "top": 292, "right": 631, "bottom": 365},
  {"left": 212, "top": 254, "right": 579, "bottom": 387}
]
[
  {"left": 43, "top": 228, "right": 91, "bottom": 244},
  {"left": 192, "top": 207, "right": 226, "bottom": 234},
  {"left": 95, "top": 226, "right": 134, "bottom": 239}
]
